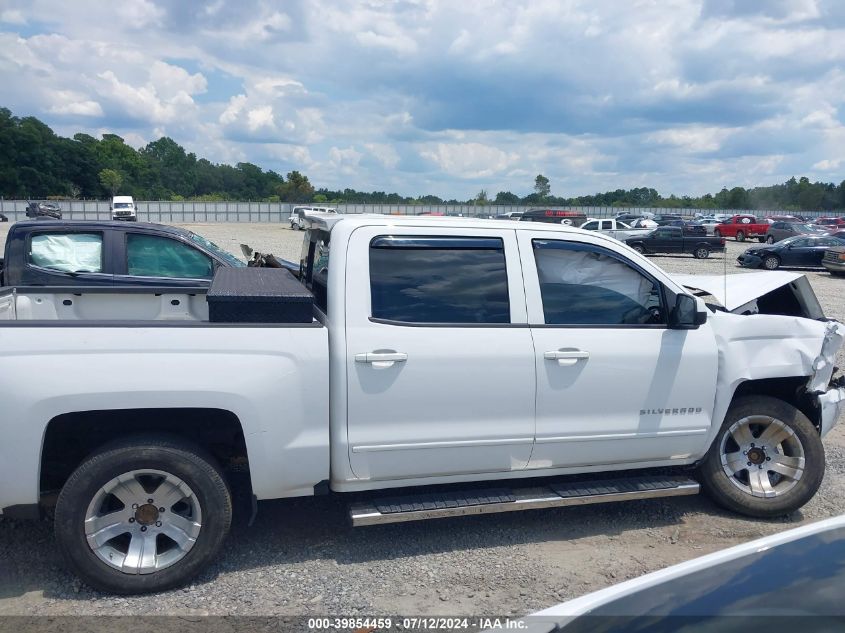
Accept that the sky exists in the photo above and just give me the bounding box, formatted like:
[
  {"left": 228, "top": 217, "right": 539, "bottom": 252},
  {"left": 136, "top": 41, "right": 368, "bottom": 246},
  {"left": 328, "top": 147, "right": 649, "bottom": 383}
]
[{"left": 1, "top": 0, "right": 844, "bottom": 200}]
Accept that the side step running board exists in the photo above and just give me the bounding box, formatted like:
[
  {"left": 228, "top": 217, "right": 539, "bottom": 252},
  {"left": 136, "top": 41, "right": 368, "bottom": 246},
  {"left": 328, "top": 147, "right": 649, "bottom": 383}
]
[{"left": 350, "top": 475, "right": 699, "bottom": 526}]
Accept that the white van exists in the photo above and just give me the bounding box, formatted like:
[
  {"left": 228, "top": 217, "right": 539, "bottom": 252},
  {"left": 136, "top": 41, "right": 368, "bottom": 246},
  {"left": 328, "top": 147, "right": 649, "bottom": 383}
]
[
  {"left": 289, "top": 206, "right": 336, "bottom": 230},
  {"left": 111, "top": 196, "right": 137, "bottom": 221}
]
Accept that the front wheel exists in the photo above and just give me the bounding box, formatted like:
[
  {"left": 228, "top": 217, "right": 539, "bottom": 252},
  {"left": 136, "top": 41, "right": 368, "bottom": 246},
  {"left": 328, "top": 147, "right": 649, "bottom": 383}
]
[
  {"left": 54, "top": 436, "right": 232, "bottom": 594},
  {"left": 693, "top": 246, "right": 710, "bottom": 259},
  {"left": 763, "top": 255, "right": 780, "bottom": 270},
  {"left": 697, "top": 396, "right": 824, "bottom": 517},
  {"left": 631, "top": 244, "right": 645, "bottom": 254},
  {"left": 766, "top": 235, "right": 775, "bottom": 244}
]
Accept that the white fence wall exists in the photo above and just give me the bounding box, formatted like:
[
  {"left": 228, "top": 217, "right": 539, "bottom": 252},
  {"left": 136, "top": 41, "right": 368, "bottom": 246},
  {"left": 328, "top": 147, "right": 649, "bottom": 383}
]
[{"left": 0, "top": 199, "right": 839, "bottom": 223}]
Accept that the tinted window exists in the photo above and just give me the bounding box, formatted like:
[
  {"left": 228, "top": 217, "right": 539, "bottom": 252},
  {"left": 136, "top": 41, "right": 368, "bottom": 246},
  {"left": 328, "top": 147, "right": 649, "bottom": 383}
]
[
  {"left": 533, "top": 240, "right": 665, "bottom": 326},
  {"left": 29, "top": 233, "right": 103, "bottom": 273},
  {"left": 126, "top": 234, "right": 213, "bottom": 278},
  {"left": 370, "top": 236, "right": 509, "bottom": 324},
  {"left": 581, "top": 221, "right": 599, "bottom": 231}
]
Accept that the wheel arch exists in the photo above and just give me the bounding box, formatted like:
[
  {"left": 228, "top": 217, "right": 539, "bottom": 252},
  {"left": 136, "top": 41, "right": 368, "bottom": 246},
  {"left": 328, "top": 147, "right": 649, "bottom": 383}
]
[
  {"left": 730, "top": 377, "right": 821, "bottom": 432},
  {"left": 39, "top": 408, "right": 252, "bottom": 507}
]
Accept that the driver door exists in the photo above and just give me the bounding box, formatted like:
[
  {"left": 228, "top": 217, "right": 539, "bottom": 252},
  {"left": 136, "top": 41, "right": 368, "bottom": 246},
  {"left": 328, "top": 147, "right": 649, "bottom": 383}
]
[{"left": 517, "top": 231, "right": 718, "bottom": 470}]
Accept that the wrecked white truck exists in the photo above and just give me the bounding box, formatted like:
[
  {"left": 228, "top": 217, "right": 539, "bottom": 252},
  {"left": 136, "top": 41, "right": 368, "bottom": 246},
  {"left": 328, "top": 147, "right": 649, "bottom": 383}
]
[{"left": 0, "top": 212, "right": 843, "bottom": 594}]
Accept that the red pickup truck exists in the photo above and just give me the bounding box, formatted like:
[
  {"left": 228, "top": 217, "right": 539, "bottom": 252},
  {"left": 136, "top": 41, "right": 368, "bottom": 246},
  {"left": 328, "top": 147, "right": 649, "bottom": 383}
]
[{"left": 714, "top": 215, "right": 770, "bottom": 242}]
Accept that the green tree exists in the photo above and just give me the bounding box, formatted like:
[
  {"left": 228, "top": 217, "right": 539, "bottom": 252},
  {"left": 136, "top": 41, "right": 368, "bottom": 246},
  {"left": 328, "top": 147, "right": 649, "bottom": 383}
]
[
  {"left": 474, "top": 189, "right": 488, "bottom": 205},
  {"left": 534, "top": 174, "right": 551, "bottom": 199},
  {"left": 98, "top": 168, "right": 123, "bottom": 195},
  {"left": 279, "top": 170, "right": 314, "bottom": 202},
  {"left": 495, "top": 191, "right": 520, "bottom": 203}
]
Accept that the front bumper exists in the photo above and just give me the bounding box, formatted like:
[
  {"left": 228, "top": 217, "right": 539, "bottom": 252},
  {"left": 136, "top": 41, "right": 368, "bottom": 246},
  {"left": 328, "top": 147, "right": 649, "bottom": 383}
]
[
  {"left": 819, "top": 387, "right": 845, "bottom": 437},
  {"left": 822, "top": 260, "right": 845, "bottom": 273},
  {"left": 737, "top": 253, "right": 764, "bottom": 267}
]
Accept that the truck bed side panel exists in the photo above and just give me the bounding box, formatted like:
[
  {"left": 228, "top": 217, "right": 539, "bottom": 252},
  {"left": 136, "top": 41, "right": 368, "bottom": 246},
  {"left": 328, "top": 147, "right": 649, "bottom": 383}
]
[{"left": 0, "top": 324, "right": 329, "bottom": 510}]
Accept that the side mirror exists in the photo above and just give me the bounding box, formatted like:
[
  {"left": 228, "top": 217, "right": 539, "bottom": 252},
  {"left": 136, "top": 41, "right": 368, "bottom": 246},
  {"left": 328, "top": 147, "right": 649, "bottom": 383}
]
[{"left": 669, "top": 294, "right": 706, "bottom": 329}]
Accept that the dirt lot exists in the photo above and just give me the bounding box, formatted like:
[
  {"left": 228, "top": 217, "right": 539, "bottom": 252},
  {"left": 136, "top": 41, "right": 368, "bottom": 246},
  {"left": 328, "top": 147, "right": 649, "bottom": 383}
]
[{"left": 1, "top": 222, "right": 844, "bottom": 617}]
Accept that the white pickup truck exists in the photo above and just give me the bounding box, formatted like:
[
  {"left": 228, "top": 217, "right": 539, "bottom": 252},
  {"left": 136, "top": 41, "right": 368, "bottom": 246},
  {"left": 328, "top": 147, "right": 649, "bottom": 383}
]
[
  {"left": 1, "top": 213, "right": 843, "bottom": 595},
  {"left": 579, "top": 217, "right": 652, "bottom": 241}
]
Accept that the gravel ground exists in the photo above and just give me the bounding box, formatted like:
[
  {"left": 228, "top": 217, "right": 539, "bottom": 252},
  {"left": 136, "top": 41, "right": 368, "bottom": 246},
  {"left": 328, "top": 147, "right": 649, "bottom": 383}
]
[{"left": 1, "top": 222, "right": 844, "bottom": 617}]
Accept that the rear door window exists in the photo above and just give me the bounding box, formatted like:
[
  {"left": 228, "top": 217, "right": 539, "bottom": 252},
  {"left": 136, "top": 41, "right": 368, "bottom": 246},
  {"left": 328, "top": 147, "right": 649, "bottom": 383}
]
[
  {"left": 369, "top": 236, "right": 510, "bottom": 324},
  {"left": 29, "top": 233, "right": 103, "bottom": 272},
  {"left": 126, "top": 233, "right": 213, "bottom": 278}
]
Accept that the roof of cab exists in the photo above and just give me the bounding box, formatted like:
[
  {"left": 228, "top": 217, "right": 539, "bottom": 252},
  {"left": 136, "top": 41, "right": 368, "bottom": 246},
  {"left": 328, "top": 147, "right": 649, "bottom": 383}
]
[
  {"left": 302, "top": 211, "right": 584, "bottom": 235},
  {"left": 12, "top": 219, "right": 193, "bottom": 238}
]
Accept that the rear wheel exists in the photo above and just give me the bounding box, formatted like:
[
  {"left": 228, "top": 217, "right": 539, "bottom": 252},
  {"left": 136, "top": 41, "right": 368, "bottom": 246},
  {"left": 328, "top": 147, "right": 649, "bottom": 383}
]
[
  {"left": 698, "top": 396, "right": 824, "bottom": 517},
  {"left": 737, "top": 231, "right": 746, "bottom": 242},
  {"left": 766, "top": 235, "right": 775, "bottom": 244},
  {"left": 693, "top": 246, "right": 710, "bottom": 259},
  {"left": 763, "top": 255, "right": 780, "bottom": 270},
  {"left": 54, "top": 436, "right": 232, "bottom": 594}
]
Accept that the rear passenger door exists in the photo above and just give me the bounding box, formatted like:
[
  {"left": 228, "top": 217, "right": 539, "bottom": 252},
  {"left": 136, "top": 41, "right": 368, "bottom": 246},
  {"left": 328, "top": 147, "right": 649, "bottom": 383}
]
[
  {"left": 113, "top": 232, "right": 216, "bottom": 286},
  {"left": 344, "top": 226, "right": 536, "bottom": 481}
]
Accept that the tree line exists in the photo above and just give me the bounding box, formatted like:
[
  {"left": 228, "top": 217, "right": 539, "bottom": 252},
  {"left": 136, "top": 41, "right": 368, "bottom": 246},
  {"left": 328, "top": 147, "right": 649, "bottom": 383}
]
[{"left": 1, "top": 107, "right": 843, "bottom": 211}]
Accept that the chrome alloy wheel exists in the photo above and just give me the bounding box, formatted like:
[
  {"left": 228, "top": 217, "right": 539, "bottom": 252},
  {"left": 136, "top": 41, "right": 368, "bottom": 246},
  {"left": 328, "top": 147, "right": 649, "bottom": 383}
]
[
  {"left": 84, "top": 470, "right": 202, "bottom": 574},
  {"left": 719, "top": 416, "right": 806, "bottom": 498}
]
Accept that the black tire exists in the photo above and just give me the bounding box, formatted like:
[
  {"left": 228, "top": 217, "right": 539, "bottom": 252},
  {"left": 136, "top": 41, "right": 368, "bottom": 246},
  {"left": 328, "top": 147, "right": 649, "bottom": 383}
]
[
  {"left": 54, "top": 435, "right": 232, "bottom": 594},
  {"left": 631, "top": 244, "right": 645, "bottom": 254},
  {"left": 763, "top": 255, "right": 780, "bottom": 270},
  {"left": 736, "top": 230, "right": 746, "bottom": 242},
  {"left": 693, "top": 246, "right": 710, "bottom": 259},
  {"left": 697, "top": 395, "right": 824, "bottom": 518},
  {"left": 757, "top": 236, "right": 766, "bottom": 243},
  {"left": 766, "top": 235, "right": 775, "bottom": 244}
]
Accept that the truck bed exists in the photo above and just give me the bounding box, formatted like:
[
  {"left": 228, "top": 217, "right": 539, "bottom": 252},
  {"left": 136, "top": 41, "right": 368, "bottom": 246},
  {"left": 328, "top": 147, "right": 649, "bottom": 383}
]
[
  {"left": 0, "top": 268, "right": 313, "bottom": 325},
  {"left": 0, "top": 286, "right": 211, "bottom": 322}
]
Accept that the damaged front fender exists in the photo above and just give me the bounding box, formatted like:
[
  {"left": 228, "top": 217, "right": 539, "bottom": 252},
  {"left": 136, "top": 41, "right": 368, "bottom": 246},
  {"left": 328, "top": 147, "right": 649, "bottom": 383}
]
[{"left": 703, "top": 310, "right": 845, "bottom": 448}]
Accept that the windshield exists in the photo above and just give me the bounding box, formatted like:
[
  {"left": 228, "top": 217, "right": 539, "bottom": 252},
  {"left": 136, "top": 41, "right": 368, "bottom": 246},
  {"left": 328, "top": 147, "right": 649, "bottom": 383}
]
[
  {"left": 189, "top": 233, "right": 246, "bottom": 267},
  {"left": 114, "top": 202, "right": 134, "bottom": 209}
]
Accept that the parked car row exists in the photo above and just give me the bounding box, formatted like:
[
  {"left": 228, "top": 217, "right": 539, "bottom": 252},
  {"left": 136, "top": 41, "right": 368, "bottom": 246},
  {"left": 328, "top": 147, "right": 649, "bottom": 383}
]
[{"left": 737, "top": 234, "right": 845, "bottom": 271}]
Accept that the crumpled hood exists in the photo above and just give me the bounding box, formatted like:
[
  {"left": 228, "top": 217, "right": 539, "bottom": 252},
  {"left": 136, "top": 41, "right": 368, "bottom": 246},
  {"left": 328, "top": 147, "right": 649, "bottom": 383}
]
[
  {"left": 674, "top": 271, "right": 844, "bottom": 438},
  {"left": 672, "top": 272, "right": 824, "bottom": 318}
]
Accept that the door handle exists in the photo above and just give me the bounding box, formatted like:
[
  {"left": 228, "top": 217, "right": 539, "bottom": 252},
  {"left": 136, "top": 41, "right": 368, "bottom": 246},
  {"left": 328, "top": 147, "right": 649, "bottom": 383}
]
[
  {"left": 544, "top": 349, "right": 590, "bottom": 366},
  {"left": 355, "top": 352, "right": 408, "bottom": 368}
]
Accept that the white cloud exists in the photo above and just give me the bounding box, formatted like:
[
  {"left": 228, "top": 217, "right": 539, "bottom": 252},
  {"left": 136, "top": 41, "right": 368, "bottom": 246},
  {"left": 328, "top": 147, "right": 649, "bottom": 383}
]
[
  {"left": 49, "top": 100, "right": 104, "bottom": 117},
  {"left": 328, "top": 146, "right": 363, "bottom": 175},
  {"left": 419, "top": 142, "right": 518, "bottom": 179},
  {"left": 813, "top": 158, "right": 842, "bottom": 171},
  {"left": 0, "top": 9, "right": 26, "bottom": 24},
  {"left": 363, "top": 143, "right": 400, "bottom": 169},
  {"left": 246, "top": 105, "right": 275, "bottom": 132}
]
